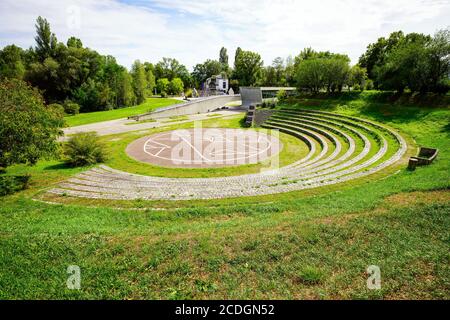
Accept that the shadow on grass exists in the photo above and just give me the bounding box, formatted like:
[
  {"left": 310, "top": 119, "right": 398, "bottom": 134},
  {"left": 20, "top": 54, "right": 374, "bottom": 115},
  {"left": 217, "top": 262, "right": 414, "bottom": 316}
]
[
  {"left": 442, "top": 122, "right": 450, "bottom": 135},
  {"left": 43, "top": 162, "right": 73, "bottom": 171},
  {"left": 357, "top": 102, "right": 434, "bottom": 124},
  {"left": 285, "top": 95, "right": 439, "bottom": 125}
]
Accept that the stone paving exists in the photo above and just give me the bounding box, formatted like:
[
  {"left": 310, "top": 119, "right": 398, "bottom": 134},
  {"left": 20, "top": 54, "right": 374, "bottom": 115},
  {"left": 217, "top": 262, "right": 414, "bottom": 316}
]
[{"left": 49, "top": 109, "right": 407, "bottom": 201}]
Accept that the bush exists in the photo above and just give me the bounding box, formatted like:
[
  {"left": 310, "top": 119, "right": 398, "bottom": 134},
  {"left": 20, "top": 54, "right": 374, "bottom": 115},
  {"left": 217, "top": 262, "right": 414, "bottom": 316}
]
[
  {"left": 64, "top": 132, "right": 108, "bottom": 167},
  {"left": 365, "top": 79, "right": 374, "bottom": 90},
  {"left": 48, "top": 103, "right": 65, "bottom": 114},
  {"left": 160, "top": 91, "right": 167, "bottom": 98},
  {"left": 276, "top": 89, "right": 287, "bottom": 102},
  {"left": 185, "top": 88, "right": 193, "bottom": 98},
  {"left": 63, "top": 100, "right": 80, "bottom": 115},
  {"left": 0, "top": 175, "right": 31, "bottom": 196},
  {"left": 156, "top": 78, "right": 170, "bottom": 95},
  {"left": 169, "top": 78, "right": 184, "bottom": 95}
]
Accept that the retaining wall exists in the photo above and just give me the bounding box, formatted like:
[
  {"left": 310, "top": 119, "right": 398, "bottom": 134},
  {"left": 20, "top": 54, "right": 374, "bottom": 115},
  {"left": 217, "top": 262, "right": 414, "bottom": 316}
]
[{"left": 131, "top": 95, "right": 241, "bottom": 121}]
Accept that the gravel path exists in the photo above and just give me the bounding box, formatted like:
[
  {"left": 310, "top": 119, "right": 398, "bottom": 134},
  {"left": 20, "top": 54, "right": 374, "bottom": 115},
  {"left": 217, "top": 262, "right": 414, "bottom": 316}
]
[{"left": 62, "top": 109, "right": 244, "bottom": 139}]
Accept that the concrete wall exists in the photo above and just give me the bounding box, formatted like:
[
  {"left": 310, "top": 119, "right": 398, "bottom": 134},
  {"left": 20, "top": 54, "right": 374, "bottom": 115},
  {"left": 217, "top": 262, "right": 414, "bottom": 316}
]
[
  {"left": 133, "top": 95, "right": 241, "bottom": 121},
  {"left": 240, "top": 87, "right": 263, "bottom": 108}
]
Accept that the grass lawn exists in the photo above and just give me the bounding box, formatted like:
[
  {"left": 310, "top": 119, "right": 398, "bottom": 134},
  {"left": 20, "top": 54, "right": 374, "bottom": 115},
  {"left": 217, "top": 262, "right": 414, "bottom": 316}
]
[
  {"left": 0, "top": 95, "right": 449, "bottom": 299},
  {"left": 64, "top": 98, "right": 180, "bottom": 127}
]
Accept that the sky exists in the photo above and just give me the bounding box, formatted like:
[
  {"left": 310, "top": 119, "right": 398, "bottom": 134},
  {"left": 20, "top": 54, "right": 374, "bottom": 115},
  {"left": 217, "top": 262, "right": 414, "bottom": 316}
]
[{"left": 1, "top": 0, "right": 449, "bottom": 70}]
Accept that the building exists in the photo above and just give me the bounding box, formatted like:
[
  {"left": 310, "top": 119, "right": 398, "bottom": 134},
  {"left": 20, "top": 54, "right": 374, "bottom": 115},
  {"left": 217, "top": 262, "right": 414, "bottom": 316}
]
[{"left": 205, "top": 74, "right": 229, "bottom": 95}]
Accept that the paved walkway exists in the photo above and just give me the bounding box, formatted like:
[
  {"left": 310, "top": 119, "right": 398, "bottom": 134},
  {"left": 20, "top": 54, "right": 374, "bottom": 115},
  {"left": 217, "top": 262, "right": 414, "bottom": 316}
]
[{"left": 62, "top": 109, "right": 245, "bottom": 139}]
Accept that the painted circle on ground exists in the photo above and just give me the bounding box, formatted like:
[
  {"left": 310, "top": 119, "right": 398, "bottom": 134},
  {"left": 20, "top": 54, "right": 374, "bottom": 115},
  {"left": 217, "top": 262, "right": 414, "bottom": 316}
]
[{"left": 126, "top": 128, "right": 283, "bottom": 168}]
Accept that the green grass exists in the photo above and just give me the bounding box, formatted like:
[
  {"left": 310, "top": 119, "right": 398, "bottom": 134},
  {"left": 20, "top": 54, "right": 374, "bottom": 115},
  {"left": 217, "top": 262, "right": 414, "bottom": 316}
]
[
  {"left": 162, "top": 115, "right": 190, "bottom": 123},
  {"left": 0, "top": 95, "right": 449, "bottom": 299},
  {"left": 64, "top": 98, "right": 180, "bottom": 127}
]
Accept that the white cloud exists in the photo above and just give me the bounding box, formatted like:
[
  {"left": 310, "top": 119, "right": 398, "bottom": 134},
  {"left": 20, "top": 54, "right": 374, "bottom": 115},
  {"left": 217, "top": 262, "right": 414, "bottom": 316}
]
[{"left": 1, "top": 0, "right": 449, "bottom": 69}]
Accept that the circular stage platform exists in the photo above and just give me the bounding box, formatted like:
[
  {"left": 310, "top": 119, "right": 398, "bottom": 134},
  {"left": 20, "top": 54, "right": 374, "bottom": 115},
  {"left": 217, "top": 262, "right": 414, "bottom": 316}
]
[{"left": 126, "top": 128, "right": 282, "bottom": 168}]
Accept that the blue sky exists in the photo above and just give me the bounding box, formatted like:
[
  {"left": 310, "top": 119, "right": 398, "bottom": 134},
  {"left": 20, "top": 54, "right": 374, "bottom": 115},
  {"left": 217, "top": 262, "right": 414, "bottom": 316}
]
[{"left": 1, "top": 0, "right": 449, "bottom": 70}]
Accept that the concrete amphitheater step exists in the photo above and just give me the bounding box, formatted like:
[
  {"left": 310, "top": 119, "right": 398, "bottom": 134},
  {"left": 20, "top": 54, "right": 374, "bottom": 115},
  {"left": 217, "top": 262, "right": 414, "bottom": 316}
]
[
  {"left": 263, "top": 119, "right": 367, "bottom": 178},
  {"left": 46, "top": 109, "right": 407, "bottom": 201}
]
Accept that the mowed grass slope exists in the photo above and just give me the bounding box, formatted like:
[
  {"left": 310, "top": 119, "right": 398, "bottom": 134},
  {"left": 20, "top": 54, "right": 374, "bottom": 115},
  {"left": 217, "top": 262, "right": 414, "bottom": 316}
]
[
  {"left": 64, "top": 98, "right": 180, "bottom": 127},
  {"left": 0, "top": 96, "right": 449, "bottom": 299}
]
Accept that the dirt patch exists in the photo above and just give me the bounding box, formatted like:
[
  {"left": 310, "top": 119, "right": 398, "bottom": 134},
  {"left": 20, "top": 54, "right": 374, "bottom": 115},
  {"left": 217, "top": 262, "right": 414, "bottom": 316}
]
[{"left": 384, "top": 190, "right": 450, "bottom": 207}]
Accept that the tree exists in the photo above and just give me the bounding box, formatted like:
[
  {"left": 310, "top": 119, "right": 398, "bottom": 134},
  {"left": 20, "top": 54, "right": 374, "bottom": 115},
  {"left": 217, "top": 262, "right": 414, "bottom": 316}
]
[
  {"left": 220, "top": 47, "right": 229, "bottom": 66},
  {"left": 294, "top": 49, "right": 351, "bottom": 93},
  {"left": 219, "top": 47, "right": 229, "bottom": 73},
  {"left": 26, "top": 56, "right": 61, "bottom": 101},
  {"left": 192, "top": 59, "right": 223, "bottom": 86},
  {"left": 233, "top": 50, "right": 263, "bottom": 86},
  {"left": 295, "top": 58, "right": 324, "bottom": 93},
  {"left": 262, "top": 66, "right": 277, "bottom": 86},
  {"left": 234, "top": 47, "right": 242, "bottom": 70},
  {"left": 285, "top": 55, "right": 295, "bottom": 86},
  {"left": 67, "top": 37, "right": 83, "bottom": 48},
  {"left": 372, "top": 31, "right": 448, "bottom": 93},
  {"left": 169, "top": 78, "right": 184, "bottom": 95},
  {"left": 155, "top": 57, "right": 191, "bottom": 87},
  {"left": 130, "top": 60, "right": 147, "bottom": 104},
  {"left": 294, "top": 47, "right": 317, "bottom": 68},
  {"left": 0, "top": 45, "right": 26, "bottom": 79},
  {"left": 427, "top": 29, "right": 450, "bottom": 93},
  {"left": 348, "top": 65, "right": 367, "bottom": 90},
  {"left": 118, "top": 69, "right": 135, "bottom": 107},
  {"left": 156, "top": 78, "right": 170, "bottom": 95},
  {"left": 34, "top": 16, "right": 58, "bottom": 61},
  {"left": 322, "top": 55, "right": 350, "bottom": 92},
  {"left": 144, "top": 62, "right": 156, "bottom": 95},
  {"left": 272, "top": 57, "right": 286, "bottom": 86},
  {"left": 359, "top": 31, "right": 405, "bottom": 86},
  {"left": 0, "top": 78, "right": 64, "bottom": 170},
  {"left": 73, "top": 78, "right": 102, "bottom": 111}
]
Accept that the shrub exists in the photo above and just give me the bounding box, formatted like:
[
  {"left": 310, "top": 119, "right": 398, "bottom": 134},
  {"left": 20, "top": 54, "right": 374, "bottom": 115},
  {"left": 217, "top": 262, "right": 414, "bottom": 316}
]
[
  {"left": 63, "top": 100, "right": 80, "bottom": 115},
  {"left": 276, "top": 89, "right": 287, "bottom": 102},
  {"left": 156, "top": 78, "right": 170, "bottom": 95},
  {"left": 64, "top": 132, "right": 108, "bottom": 167},
  {"left": 185, "top": 88, "right": 193, "bottom": 98},
  {"left": 0, "top": 175, "right": 31, "bottom": 196},
  {"left": 169, "top": 78, "right": 184, "bottom": 95},
  {"left": 48, "top": 103, "right": 65, "bottom": 115},
  {"left": 160, "top": 91, "right": 167, "bottom": 98},
  {"left": 365, "top": 79, "right": 374, "bottom": 90}
]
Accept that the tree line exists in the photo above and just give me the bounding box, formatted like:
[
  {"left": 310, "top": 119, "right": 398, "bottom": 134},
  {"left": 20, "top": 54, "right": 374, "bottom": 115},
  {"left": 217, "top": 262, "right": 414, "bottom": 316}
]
[
  {"left": 1, "top": 16, "right": 449, "bottom": 115},
  {"left": 0, "top": 17, "right": 192, "bottom": 114}
]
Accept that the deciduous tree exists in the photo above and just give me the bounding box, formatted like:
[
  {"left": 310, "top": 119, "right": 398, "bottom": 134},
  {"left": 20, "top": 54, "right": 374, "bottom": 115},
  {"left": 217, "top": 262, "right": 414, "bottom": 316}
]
[{"left": 0, "top": 78, "right": 64, "bottom": 170}]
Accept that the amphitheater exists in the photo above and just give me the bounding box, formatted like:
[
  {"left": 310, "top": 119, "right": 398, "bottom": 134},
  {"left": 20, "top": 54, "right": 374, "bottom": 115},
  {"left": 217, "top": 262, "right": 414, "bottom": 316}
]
[{"left": 48, "top": 108, "right": 407, "bottom": 201}]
